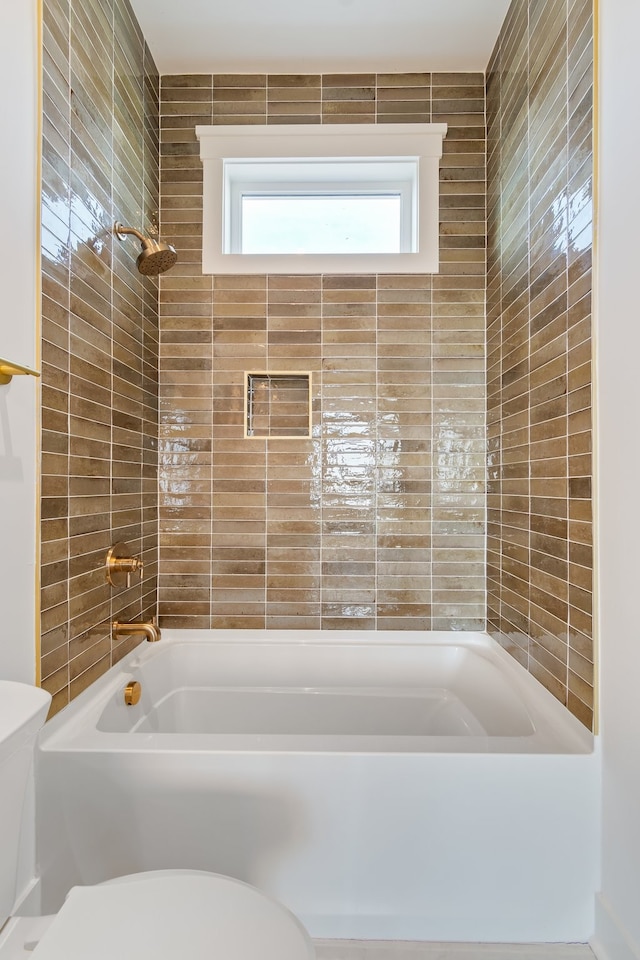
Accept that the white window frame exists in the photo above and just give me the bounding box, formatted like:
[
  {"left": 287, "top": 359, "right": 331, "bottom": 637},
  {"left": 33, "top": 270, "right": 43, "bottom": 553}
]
[{"left": 196, "top": 123, "right": 448, "bottom": 274}]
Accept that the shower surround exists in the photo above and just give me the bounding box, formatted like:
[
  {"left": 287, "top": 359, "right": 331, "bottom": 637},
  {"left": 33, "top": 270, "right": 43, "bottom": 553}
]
[
  {"left": 158, "top": 73, "right": 487, "bottom": 633},
  {"left": 38, "top": 0, "right": 594, "bottom": 732}
]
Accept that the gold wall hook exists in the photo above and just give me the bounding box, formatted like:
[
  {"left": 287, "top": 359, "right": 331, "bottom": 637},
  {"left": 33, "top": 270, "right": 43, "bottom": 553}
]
[
  {"left": 105, "top": 542, "right": 144, "bottom": 588},
  {"left": 0, "top": 357, "right": 41, "bottom": 385}
]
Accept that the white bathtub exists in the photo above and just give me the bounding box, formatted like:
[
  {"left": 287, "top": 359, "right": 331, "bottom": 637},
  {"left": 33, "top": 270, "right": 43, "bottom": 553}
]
[{"left": 35, "top": 630, "right": 599, "bottom": 943}]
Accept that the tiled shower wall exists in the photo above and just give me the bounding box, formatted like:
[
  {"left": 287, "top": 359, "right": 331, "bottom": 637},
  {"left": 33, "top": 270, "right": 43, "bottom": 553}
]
[
  {"left": 486, "top": 0, "right": 594, "bottom": 728},
  {"left": 40, "top": 0, "right": 159, "bottom": 715},
  {"left": 158, "top": 74, "right": 486, "bottom": 630}
]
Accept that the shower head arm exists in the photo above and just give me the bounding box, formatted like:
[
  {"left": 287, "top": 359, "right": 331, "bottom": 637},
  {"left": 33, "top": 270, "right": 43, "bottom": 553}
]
[{"left": 114, "top": 222, "right": 147, "bottom": 245}]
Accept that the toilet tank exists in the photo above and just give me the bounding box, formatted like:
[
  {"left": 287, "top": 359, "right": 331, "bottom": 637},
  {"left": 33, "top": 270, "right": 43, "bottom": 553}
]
[{"left": 0, "top": 681, "right": 51, "bottom": 927}]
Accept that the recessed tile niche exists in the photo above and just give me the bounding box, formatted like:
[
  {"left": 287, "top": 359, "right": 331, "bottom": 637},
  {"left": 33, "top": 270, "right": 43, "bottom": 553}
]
[{"left": 244, "top": 372, "right": 312, "bottom": 439}]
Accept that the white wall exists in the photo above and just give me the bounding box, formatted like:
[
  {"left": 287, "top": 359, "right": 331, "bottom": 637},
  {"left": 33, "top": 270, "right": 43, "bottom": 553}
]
[
  {"left": 0, "top": 0, "right": 39, "bottom": 684},
  {"left": 593, "top": 2, "right": 640, "bottom": 959}
]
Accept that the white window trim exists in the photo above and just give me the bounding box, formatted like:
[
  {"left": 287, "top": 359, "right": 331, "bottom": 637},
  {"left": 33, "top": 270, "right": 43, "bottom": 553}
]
[{"left": 196, "top": 123, "right": 448, "bottom": 275}]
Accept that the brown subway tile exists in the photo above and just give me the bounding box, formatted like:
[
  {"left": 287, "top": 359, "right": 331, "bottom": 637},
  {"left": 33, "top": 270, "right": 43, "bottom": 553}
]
[
  {"left": 488, "top": 0, "right": 593, "bottom": 727},
  {"left": 40, "top": 0, "right": 159, "bottom": 706}
]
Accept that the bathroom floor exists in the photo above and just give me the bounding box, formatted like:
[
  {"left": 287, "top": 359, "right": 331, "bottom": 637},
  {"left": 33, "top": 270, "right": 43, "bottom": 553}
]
[{"left": 313, "top": 943, "right": 595, "bottom": 960}]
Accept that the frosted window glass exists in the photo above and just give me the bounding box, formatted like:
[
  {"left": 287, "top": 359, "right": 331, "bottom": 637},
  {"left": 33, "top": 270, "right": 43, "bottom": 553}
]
[{"left": 241, "top": 195, "right": 402, "bottom": 255}]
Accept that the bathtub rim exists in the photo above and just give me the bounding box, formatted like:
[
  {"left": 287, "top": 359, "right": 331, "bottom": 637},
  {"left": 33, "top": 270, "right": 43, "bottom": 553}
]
[{"left": 38, "top": 630, "right": 594, "bottom": 755}]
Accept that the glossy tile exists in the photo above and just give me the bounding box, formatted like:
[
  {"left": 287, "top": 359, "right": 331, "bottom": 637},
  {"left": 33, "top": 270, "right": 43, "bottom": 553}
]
[
  {"left": 41, "top": 0, "right": 159, "bottom": 715},
  {"left": 486, "top": 0, "right": 593, "bottom": 729},
  {"left": 158, "top": 72, "right": 486, "bottom": 632}
]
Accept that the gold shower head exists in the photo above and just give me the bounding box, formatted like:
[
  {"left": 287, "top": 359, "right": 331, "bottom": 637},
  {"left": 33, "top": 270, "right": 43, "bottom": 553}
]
[{"left": 114, "top": 222, "right": 178, "bottom": 276}]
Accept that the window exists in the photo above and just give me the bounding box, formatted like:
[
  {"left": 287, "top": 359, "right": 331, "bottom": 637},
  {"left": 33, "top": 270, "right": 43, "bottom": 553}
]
[
  {"left": 225, "top": 158, "right": 416, "bottom": 255},
  {"left": 196, "top": 123, "right": 447, "bottom": 274}
]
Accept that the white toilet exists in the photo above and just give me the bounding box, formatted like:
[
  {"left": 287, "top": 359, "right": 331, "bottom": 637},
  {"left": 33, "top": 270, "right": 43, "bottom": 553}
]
[{"left": 0, "top": 681, "right": 315, "bottom": 960}]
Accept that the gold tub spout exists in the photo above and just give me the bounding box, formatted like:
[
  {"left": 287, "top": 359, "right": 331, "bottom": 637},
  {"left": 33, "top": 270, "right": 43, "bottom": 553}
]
[{"left": 112, "top": 618, "right": 161, "bottom": 643}]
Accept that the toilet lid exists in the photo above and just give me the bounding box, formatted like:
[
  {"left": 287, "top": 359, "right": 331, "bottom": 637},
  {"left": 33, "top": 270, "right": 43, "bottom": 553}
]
[{"left": 31, "top": 870, "right": 315, "bottom": 960}]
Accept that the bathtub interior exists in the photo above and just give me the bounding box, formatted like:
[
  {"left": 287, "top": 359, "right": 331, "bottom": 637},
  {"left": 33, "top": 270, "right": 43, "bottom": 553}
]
[
  {"left": 41, "top": 630, "right": 593, "bottom": 753},
  {"left": 96, "top": 638, "right": 536, "bottom": 739}
]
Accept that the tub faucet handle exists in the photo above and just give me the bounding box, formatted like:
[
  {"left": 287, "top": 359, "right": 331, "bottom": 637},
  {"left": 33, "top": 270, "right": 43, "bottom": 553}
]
[{"left": 106, "top": 542, "right": 144, "bottom": 588}]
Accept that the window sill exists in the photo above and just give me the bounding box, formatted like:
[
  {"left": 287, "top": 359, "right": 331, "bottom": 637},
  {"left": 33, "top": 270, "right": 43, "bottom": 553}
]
[{"left": 205, "top": 251, "right": 439, "bottom": 275}]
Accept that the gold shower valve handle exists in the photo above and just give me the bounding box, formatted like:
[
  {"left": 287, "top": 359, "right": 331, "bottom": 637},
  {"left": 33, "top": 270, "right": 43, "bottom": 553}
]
[
  {"left": 111, "top": 556, "right": 144, "bottom": 587},
  {"left": 106, "top": 543, "right": 144, "bottom": 588}
]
